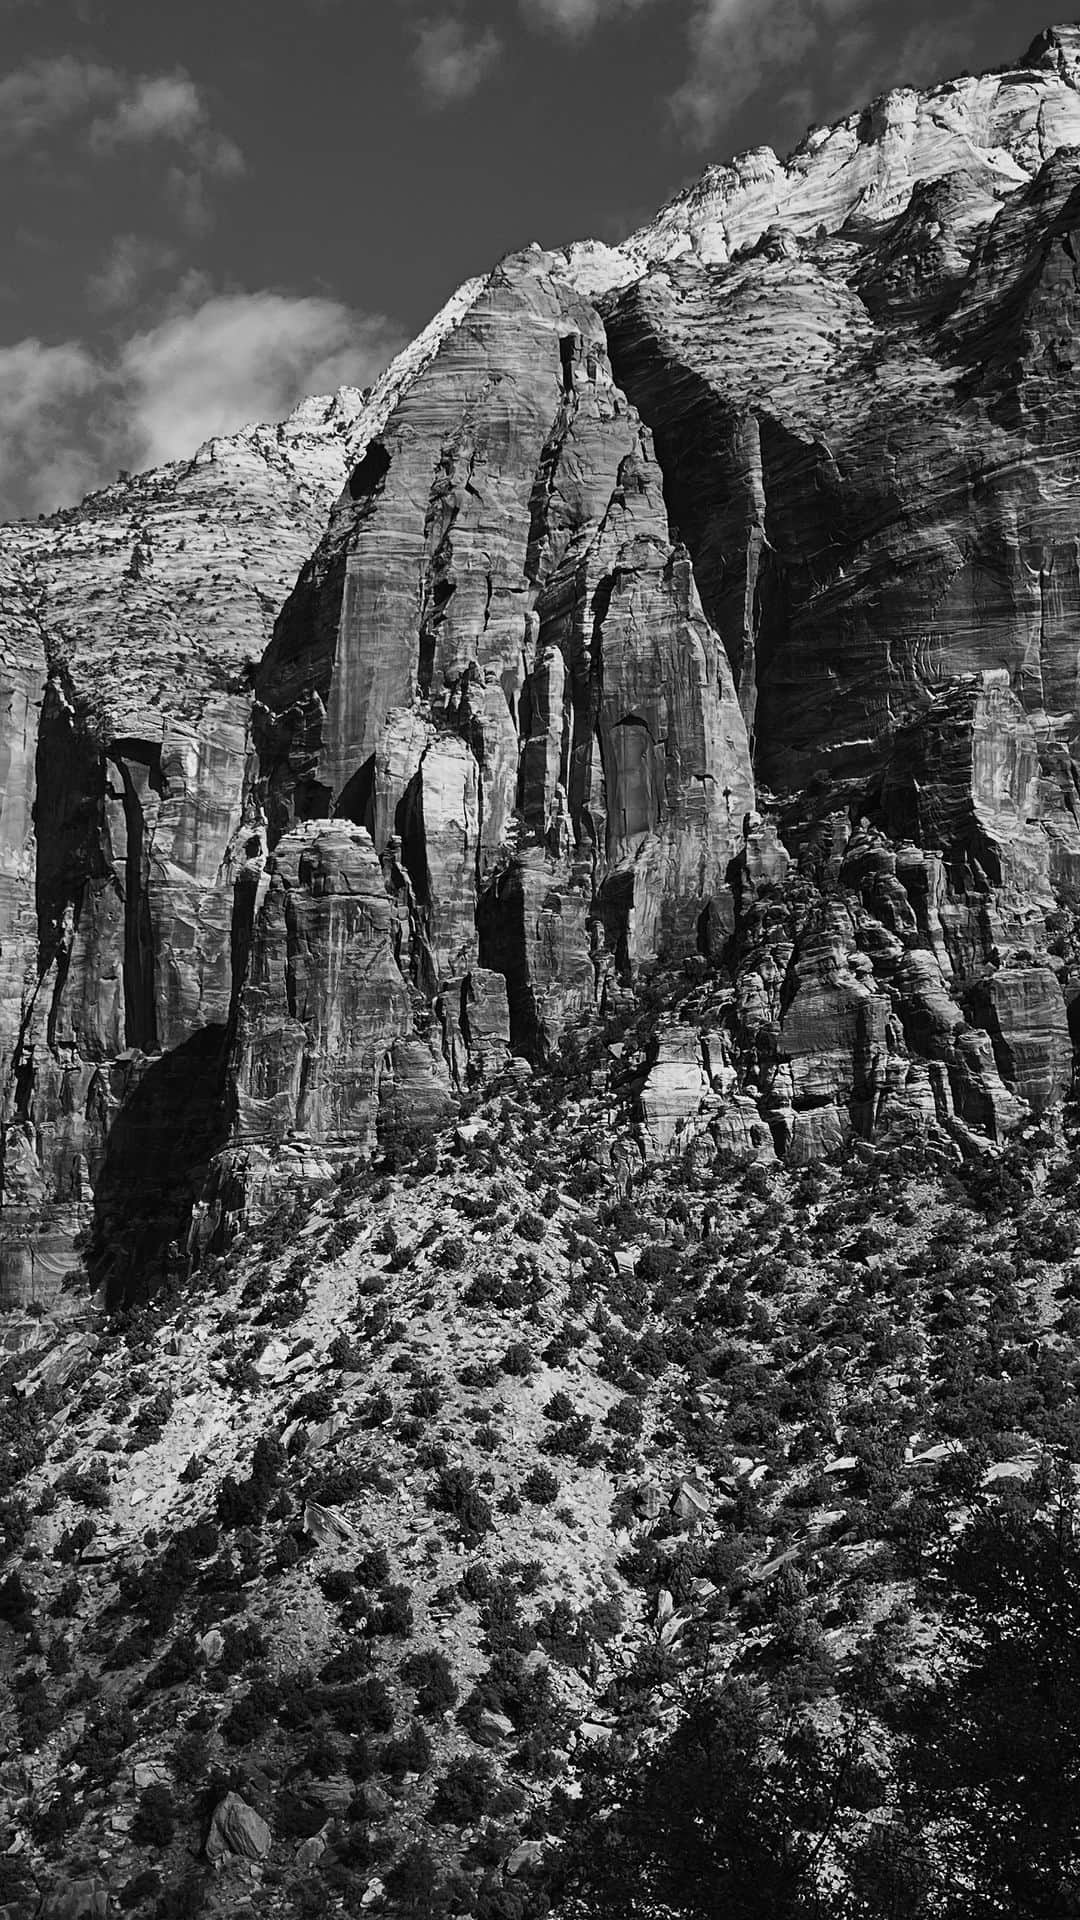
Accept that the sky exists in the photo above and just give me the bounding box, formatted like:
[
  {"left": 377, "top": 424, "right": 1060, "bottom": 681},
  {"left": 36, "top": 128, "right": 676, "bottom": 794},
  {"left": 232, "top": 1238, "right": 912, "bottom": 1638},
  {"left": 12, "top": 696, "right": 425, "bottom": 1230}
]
[{"left": 0, "top": 0, "right": 1067, "bottom": 518}]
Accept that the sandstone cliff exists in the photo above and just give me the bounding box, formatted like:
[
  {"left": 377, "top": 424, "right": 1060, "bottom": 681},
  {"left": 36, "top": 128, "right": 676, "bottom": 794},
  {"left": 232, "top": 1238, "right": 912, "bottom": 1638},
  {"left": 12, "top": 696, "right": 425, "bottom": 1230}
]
[{"left": 6, "top": 28, "right": 1080, "bottom": 1314}]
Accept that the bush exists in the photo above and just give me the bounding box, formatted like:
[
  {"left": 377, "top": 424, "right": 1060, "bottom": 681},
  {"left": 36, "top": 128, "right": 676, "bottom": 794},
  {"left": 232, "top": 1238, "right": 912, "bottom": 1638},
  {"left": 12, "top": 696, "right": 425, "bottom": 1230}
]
[
  {"left": 400, "top": 1648, "right": 458, "bottom": 1717},
  {"left": 522, "top": 1466, "right": 560, "bottom": 1506},
  {"left": 429, "top": 1756, "right": 500, "bottom": 1825},
  {"left": 119, "top": 1870, "right": 163, "bottom": 1910},
  {"left": 435, "top": 1234, "right": 468, "bottom": 1271},
  {"left": 132, "top": 1782, "right": 176, "bottom": 1848},
  {"left": 432, "top": 1467, "right": 494, "bottom": 1545}
]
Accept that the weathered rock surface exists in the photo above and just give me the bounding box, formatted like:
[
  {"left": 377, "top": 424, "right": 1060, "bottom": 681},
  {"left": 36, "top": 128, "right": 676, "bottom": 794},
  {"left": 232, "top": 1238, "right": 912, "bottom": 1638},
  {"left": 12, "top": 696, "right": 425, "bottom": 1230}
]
[
  {"left": 205, "top": 1791, "right": 271, "bottom": 1864},
  {"left": 8, "top": 30, "right": 1080, "bottom": 1311},
  {"left": 251, "top": 254, "right": 753, "bottom": 1071},
  {"left": 0, "top": 390, "right": 385, "bottom": 1308}
]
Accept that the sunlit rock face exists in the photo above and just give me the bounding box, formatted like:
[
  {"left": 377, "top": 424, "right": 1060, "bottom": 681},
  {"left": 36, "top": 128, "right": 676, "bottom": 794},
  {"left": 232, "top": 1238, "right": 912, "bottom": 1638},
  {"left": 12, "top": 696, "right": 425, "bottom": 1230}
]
[
  {"left": 251, "top": 254, "right": 754, "bottom": 1057},
  {"left": 9, "top": 29, "right": 1080, "bottom": 1313}
]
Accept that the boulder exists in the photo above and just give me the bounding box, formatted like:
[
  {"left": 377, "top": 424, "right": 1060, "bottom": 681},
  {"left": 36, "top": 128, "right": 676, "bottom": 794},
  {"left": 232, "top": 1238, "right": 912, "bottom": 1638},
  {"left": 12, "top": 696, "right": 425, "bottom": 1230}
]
[{"left": 205, "top": 1791, "right": 271, "bottom": 1864}]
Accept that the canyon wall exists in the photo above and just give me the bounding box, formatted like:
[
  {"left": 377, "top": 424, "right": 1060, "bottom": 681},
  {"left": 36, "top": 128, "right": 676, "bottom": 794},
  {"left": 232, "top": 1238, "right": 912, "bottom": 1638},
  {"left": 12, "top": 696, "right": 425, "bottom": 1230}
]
[{"left": 5, "top": 29, "right": 1080, "bottom": 1314}]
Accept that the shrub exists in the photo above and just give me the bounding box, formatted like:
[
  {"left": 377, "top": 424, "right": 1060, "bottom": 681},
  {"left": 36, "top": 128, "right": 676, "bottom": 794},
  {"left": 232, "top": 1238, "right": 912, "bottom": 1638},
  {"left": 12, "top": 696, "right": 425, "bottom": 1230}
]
[
  {"left": 429, "top": 1756, "right": 500, "bottom": 1825},
  {"left": 119, "top": 1870, "right": 163, "bottom": 1910},
  {"left": 400, "top": 1649, "right": 459, "bottom": 1717},
  {"left": 432, "top": 1467, "right": 494, "bottom": 1545},
  {"left": 132, "top": 1782, "right": 176, "bottom": 1848},
  {"left": 356, "top": 1544, "right": 391, "bottom": 1587},
  {"left": 521, "top": 1466, "right": 560, "bottom": 1506},
  {"left": 380, "top": 1718, "right": 434, "bottom": 1779},
  {"left": 544, "top": 1392, "right": 575, "bottom": 1422},
  {"left": 435, "top": 1234, "right": 468, "bottom": 1271}
]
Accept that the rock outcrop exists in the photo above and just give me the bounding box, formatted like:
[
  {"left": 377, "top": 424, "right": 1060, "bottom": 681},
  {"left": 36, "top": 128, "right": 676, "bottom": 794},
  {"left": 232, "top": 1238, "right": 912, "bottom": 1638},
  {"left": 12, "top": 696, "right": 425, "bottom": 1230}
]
[
  {"left": 0, "top": 391, "right": 384, "bottom": 1309},
  {"left": 8, "top": 29, "right": 1080, "bottom": 1312}
]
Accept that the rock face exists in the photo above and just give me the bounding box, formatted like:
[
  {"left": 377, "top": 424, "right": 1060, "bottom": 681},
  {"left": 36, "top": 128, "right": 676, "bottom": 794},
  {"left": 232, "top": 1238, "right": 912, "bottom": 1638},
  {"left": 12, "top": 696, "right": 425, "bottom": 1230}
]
[
  {"left": 0, "top": 391, "right": 386, "bottom": 1309},
  {"left": 8, "top": 28, "right": 1080, "bottom": 1310},
  {"left": 252, "top": 255, "right": 753, "bottom": 1067}
]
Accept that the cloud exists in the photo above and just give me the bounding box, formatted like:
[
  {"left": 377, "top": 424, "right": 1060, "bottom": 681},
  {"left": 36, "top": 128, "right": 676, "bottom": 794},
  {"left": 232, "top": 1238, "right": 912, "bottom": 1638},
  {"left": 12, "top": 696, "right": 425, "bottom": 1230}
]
[
  {"left": 117, "top": 292, "right": 405, "bottom": 468},
  {"left": 0, "top": 56, "right": 244, "bottom": 220},
  {"left": 0, "top": 290, "right": 406, "bottom": 519},
  {"left": 0, "top": 337, "right": 105, "bottom": 517},
  {"left": 411, "top": 16, "right": 503, "bottom": 104},
  {"left": 0, "top": 54, "right": 119, "bottom": 150},
  {"left": 522, "top": 0, "right": 657, "bottom": 36},
  {"left": 85, "top": 234, "right": 180, "bottom": 313},
  {"left": 671, "top": 0, "right": 827, "bottom": 143},
  {"left": 87, "top": 71, "right": 205, "bottom": 147},
  {"left": 669, "top": 0, "right": 989, "bottom": 146}
]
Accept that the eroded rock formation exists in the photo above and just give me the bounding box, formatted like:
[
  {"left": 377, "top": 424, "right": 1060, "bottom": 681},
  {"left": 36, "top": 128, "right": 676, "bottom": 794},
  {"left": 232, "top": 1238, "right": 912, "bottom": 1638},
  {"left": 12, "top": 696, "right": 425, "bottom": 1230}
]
[{"left": 7, "top": 28, "right": 1080, "bottom": 1313}]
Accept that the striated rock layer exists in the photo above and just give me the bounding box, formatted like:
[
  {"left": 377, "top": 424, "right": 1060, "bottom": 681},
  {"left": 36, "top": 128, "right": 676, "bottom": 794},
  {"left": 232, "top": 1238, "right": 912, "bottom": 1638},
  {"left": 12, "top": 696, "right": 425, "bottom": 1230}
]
[{"left": 8, "top": 29, "right": 1080, "bottom": 1309}]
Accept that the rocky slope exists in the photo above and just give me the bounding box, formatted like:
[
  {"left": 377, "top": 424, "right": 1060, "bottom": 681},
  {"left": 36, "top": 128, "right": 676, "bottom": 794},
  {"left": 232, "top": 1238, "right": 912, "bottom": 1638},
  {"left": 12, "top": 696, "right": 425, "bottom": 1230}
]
[
  {"left": 6, "top": 19, "right": 1080, "bottom": 1920},
  {"left": 2, "top": 1012, "right": 1080, "bottom": 1919}
]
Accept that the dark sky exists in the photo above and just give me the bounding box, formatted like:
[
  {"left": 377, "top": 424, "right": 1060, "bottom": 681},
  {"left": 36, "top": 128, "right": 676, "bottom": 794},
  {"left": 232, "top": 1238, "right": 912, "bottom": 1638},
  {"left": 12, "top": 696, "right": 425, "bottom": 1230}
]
[{"left": 0, "top": 0, "right": 1066, "bottom": 516}]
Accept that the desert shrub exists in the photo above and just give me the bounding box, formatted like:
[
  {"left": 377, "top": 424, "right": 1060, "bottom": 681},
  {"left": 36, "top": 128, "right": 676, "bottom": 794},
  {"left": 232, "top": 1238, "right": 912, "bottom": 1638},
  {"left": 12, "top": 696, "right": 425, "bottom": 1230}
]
[
  {"left": 147, "top": 1633, "right": 200, "bottom": 1690},
  {"left": 220, "top": 1678, "right": 282, "bottom": 1746},
  {"left": 435, "top": 1234, "right": 468, "bottom": 1271},
  {"left": 56, "top": 1516, "right": 97, "bottom": 1564},
  {"left": 429, "top": 1756, "right": 501, "bottom": 1825},
  {"left": 544, "top": 1391, "right": 575, "bottom": 1422},
  {"left": 118, "top": 1870, "right": 163, "bottom": 1910},
  {"left": 501, "top": 1341, "right": 534, "bottom": 1378},
  {"left": 383, "top": 1842, "right": 445, "bottom": 1917},
  {"left": 356, "top": 1544, "right": 392, "bottom": 1587},
  {"left": 329, "top": 1332, "right": 363, "bottom": 1370},
  {"left": 401, "top": 1648, "right": 459, "bottom": 1717},
  {"left": 599, "top": 1397, "right": 641, "bottom": 1443},
  {"left": 542, "top": 1412, "right": 596, "bottom": 1461},
  {"left": 16, "top": 1676, "right": 60, "bottom": 1751},
  {"left": 380, "top": 1718, "right": 434, "bottom": 1779},
  {"left": 371, "top": 1583, "right": 414, "bottom": 1637},
  {"left": 57, "top": 1458, "right": 111, "bottom": 1509},
  {"left": 0, "top": 1570, "right": 34, "bottom": 1630},
  {"left": 290, "top": 1387, "right": 335, "bottom": 1424},
  {"left": 432, "top": 1467, "right": 494, "bottom": 1545},
  {"left": 132, "top": 1783, "right": 176, "bottom": 1848},
  {"left": 521, "top": 1466, "right": 560, "bottom": 1506},
  {"left": 171, "top": 1727, "right": 211, "bottom": 1787},
  {"left": 73, "top": 1700, "right": 136, "bottom": 1781}
]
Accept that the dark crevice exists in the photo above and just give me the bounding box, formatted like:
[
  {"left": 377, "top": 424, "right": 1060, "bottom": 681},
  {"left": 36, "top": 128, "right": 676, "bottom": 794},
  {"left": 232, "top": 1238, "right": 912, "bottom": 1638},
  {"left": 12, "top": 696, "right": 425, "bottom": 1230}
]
[
  {"left": 559, "top": 334, "right": 578, "bottom": 396},
  {"left": 348, "top": 439, "right": 391, "bottom": 500},
  {"left": 109, "top": 745, "right": 161, "bottom": 1054},
  {"left": 336, "top": 754, "right": 378, "bottom": 837},
  {"left": 87, "top": 1026, "right": 232, "bottom": 1311}
]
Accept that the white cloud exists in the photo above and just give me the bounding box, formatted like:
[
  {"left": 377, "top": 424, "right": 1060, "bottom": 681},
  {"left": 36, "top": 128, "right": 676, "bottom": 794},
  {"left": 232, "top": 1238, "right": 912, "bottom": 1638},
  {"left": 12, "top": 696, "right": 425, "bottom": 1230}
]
[
  {"left": 117, "top": 292, "right": 405, "bottom": 468},
  {"left": 88, "top": 71, "right": 205, "bottom": 147},
  {"left": 412, "top": 16, "right": 503, "bottom": 104},
  {"left": 0, "top": 337, "right": 105, "bottom": 517},
  {"left": 670, "top": 0, "right": 989, "bottom": 146},
  {"left": 522, "top": 0, "right": 657, "bottom": 36},
  {"left": 0, "top": 54, "right": 119, "bottom": 149},
  {"left": 0, "top": 55, "right": 243, "bottom": 221},
  {"left": 86, "top": 234, "right": 180, "bottom": 313},
  {"left": 0, "top": 291, "right": 406, "bottom": 520},
  {"left": 671, "top": 0, "right": 826, "bottom": 143}
]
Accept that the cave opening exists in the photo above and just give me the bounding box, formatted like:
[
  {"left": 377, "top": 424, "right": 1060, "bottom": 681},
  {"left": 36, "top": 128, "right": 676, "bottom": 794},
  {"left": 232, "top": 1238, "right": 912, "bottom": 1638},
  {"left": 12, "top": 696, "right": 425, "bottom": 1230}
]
[{"left": 348, "top": 439, "right": 391, "bottom": 500}]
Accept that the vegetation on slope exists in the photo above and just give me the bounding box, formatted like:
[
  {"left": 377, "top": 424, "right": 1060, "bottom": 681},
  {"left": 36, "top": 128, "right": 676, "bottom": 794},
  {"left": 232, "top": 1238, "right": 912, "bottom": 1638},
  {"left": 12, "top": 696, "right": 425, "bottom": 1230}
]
[{"left": 3, "top": 983, "right": 1080, "bottom": 1917}]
